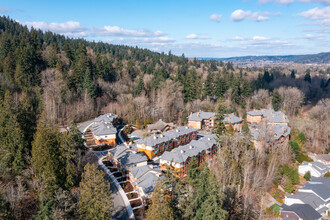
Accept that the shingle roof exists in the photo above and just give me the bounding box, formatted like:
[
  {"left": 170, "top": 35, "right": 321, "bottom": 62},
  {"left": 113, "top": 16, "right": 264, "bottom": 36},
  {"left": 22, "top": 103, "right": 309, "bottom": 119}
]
[
  {"left": 91, "top": 122, "right": 117, "bottom": 136},
  {"left": 137, "top": 172, "right": 160, "bottom": 194},
  {"left": 78, "top": 113, "right": 118, "bottom": 133},
  {"left": 301, "top": 161, "right": 330, "bottom": 176},
  {"left": 310, "top": 177, "right": 330, "bottom": 188},
  {"left": 187, "top": 111, "right": 216, "bottom": 121},
  {"left": 110, "top": 145, "right": 130, "bottom": 158},
  {"left": 223, "top": 114, "right": 243, "bottom": 124},
  {"left": 281, "top": 204, "right": 322, "bottom": 220},
  {"left": 286, "top": 192, "right": 324, "bottom": 210},
  {"left": 118, "top": 151, "right": 148, "bottom": 166},
  {"left": 247, "top": 109, "right": 289, "bottom": 123},
  {"left": 249, "top": 123, "right": 290, "bottom": 141},
  {"left": 160, "top": 134, "right": 217, "bottom": 164},
  {"left": 136, "top": 126, "right": 197, "bottom": 147},
  {"left": 130, "top": 165, "right": 153, "bottom": 180},
  {"left": 301, "top": 182, "right": 330, "bottom": 201},
  {"left": 147, "top": 119, "right": 174, "bottom": 131}
]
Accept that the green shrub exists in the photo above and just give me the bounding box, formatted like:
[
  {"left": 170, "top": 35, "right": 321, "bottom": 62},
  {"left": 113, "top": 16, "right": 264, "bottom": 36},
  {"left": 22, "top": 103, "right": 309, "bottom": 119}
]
[
  {"left": 304, "top": 171, "right": 311, "bottom": 181},
  {"left": 324, "top": 172, "right": 330, "bottom": 177},
  {"left": 282, "top": 165, "right": 299, "bottom": 185},
  {"left": 270, "top": 204, "right": 281, "bottom": 214},
  {"left": 284, "top": 180, "right": 295, "bottom": 193}
]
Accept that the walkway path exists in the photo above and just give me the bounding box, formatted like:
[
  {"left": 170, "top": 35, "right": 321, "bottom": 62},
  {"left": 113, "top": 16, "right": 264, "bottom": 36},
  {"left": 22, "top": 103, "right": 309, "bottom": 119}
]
[{"left": 97, "top": 155, "right": 135, "bottom": 220}]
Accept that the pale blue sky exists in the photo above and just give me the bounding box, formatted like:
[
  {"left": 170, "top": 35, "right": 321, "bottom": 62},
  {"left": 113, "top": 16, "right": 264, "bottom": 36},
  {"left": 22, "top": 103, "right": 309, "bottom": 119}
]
[{"left": 1, "top": 0, "right": 329, "bottom": 57}]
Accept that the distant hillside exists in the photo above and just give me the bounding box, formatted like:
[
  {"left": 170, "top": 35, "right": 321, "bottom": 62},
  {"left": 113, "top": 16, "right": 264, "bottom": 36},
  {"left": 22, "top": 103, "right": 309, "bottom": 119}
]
[{"left": 201, "top": 52, "right": 330, "bottom": 64}]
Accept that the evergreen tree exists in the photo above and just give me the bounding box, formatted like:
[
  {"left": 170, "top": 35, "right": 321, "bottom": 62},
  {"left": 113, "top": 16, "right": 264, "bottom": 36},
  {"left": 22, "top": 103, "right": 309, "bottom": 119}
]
[
  {"left": 203, "top": 72, "right": 214, "bottom": 98},
  {"left": 82, "top": 67, "right": 96, "bottom": 98},
  {"left": 242, "top": 120, "right": 250, "bottom": 135},
  {"left": 213, "top": 101, "right": 228, "bottom": 136},
  {"left": 134, "top": 77, "right": 145, "bottom": 96},
  {"left": 215, "top": 75, "right": 227, "bottom": 98},
  {"left": 230, "top": 78, "right": 241, "bottom": 104},
  {"left": 60, "top": 123, "right": 85, "bottom": 189},
  {"left": 241, "top": 79, "right": 252, "bottom": 98},
  {"left": 272, "top": 91, "right": 282, "bottom": 111},
  {"left": 304, "top": 72, "right": 311, "bottom": 83},
  {"left": 146, "top": 181, "right": 175, "bottom": 220},
  {"left": 290, "top": 70, "right": 296, "bottom": 79},
  {"left": 35, "top": 200, "right": 54, "bottom": 220},
  {"left": 31, "top": 113, "right": 66, "bottom": 196},
  {"left": 0, "top": 91, "right": 26, "bottom": 174},
  {"left": 183, "top": 69, "right": 197, "bottom": 102},
  {"left": 79, "top": 163, "right": 113, "bottom": 220}
]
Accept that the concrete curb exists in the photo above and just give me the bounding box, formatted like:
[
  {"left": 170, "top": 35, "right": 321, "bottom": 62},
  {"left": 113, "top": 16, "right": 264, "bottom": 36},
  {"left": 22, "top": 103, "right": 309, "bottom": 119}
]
[{"left": 98, "top": 157, "right": 135, "bottom": 220}]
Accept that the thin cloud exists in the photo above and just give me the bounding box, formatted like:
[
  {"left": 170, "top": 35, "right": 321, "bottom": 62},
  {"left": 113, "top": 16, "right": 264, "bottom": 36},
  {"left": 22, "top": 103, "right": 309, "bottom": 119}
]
[
  {"left": 229, "top": 36, "right": 246, "bottom": 41},
  {"left": 301, "top": 34, "right": 325, "bottom": 40},
  {"left": 209, "top": 14, "right": 222, "bottom": 22},
  {"left": 0, "top": 6, "right": 10, "bottom": 13},
  {"left": 259, "top": 0, "right": 294, "bottom": 4},
  {"left": 299, "top": 0, "right": 330, "bottom": 5},
  {"left": 105, "top": 37, "right": 175, "bottom": 45},
  {"left": 90, "top": 26, "right": 165, "bottom": 37},
  {"left": 231, "top": 9, "right": 280, "bottom": 22},
  {"left": 186, "top": 34, "right": 210, "bottom": 39}
]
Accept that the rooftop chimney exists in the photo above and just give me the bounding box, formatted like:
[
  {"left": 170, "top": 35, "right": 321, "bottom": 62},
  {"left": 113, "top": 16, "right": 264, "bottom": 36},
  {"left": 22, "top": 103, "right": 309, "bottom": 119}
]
[
  {"left": 176, "top": 129, "right": 179, "bottom": 132},
  {"left": 160, "top": 134, "right": 164, "bottom": 138},
  {"left": 197, "top": 112, "right": 200, "bottom": 117},
  {"left": 185, "top": 126, "right": 188, "bottom": 129},
  {"left": 181, "top": 150, "right": 184, "bottom": 154},
  {"left": 189, "top": 145, "right": 193, "bottom": 149},
  {"left": 153, "top": 136, "right": 157, "bottom": 140},
  {"left": 208, "top": 137, "right": 211, "bottom": 141}
]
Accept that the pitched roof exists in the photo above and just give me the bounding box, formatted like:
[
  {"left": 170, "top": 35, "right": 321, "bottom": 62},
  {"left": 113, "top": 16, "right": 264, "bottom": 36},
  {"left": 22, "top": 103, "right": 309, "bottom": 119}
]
[
  {"left": 78, "top": 113, "right": 118, "bottom": 132},
  {"left": 137, "top": 172, "right": 160, "bottom": 194},
  {"left": 247, "top": 109, "right": 289, "bottom": 123},
  {"left": 281, "top": 204, "right": 322, "bottom": 220},
  {"left": 160, "top": 134, "right": 217, "bottom": 164},
  {"left": 301, "top": 161, "right": 330, "bottom": 176},
  {"left": 286, "top": 192, "right": 324, "bottom": 210},
  {"left": 136, "top": 126, "right": 197, "bottom": 147},
  {"left": 147, "top": 119, "right": 174, "bottom": 131},
  {"left": 130, "top": 165, "right": 153, "bottom": 180},
  {"left": 249, "top": 123, "right": 290, "bottom": 141},
  {"left": 223, "top": 114, "right": 243, "bottom": 124},
  {"left": 301, "top": 182, "right": 330, "bottom": 201},
  {"left": 91, "top": 122, "right": 117, "bottom": 135},
  {"left": 118, "top": 151, "right": 148, "bottom": 166},
  {"left": 187, "top": 111, "right": 216, "bottom": 121}
]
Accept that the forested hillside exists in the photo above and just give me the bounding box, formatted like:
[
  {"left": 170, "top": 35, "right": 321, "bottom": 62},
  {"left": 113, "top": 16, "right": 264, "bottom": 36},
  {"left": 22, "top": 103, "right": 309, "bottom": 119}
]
[{"left": 0, "top": 16, "right": 329, "bottom": 219}]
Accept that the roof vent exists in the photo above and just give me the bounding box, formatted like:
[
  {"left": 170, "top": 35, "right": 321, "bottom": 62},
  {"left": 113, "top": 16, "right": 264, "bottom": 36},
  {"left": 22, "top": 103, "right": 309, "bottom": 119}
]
[
  {"left": 107, "top": 126, "right": 110, "bottom": 129},
  {"left": 181, "top": 150, "right": 184, "bottom": 154},
  {"left": 153, "top": 136, "right": 157, "bottom": 140},
  {"left": 189, "top": 145, "right": 192, "bottom": 149},
  {"left": 208, "top": 137, "right": 211, "bottom": 141},
  {"left": 176, "top": 129, "right": 179, "bottom": 132},
  {"left": 185, "top": 126, "right": 188, "bottom": 129},
  {"left": 160, "top": 134, "right": 164, "bottom": 138}
]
